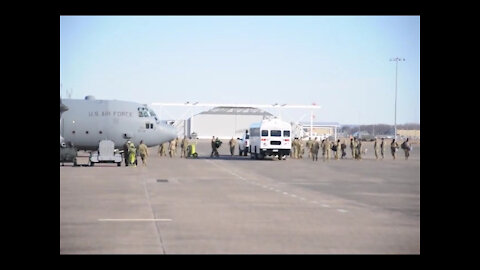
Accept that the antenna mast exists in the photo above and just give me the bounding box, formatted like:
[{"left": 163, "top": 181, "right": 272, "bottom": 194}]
[{"left": 66, "top": 88, "right": 73, "bottom": 99}]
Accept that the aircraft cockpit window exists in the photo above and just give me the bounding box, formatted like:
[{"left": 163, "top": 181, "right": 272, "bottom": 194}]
[
  {"left": 138, "top": 107, "right": 151, "bottom": 117},
  {"left": 148, "top": 109, "right": 157, "bottom": 117}
]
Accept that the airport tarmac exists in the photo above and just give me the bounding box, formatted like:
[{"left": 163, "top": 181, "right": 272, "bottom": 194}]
[{"left": 60, "top": 139, "right": 420, "bottom": 254}]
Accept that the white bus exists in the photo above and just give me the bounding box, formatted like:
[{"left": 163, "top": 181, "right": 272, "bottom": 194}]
[{"left": 249, "top": 118, "right": 291, "bottom": 160}]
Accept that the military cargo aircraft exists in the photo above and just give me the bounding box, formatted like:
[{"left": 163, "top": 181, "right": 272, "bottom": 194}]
[{"left": 60, "top": 95, "right": 177, "bottom": 151}]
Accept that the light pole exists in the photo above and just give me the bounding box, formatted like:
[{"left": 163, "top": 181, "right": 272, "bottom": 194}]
[{"left": 390, "top": 57, "right": 405, "bottom": 140}]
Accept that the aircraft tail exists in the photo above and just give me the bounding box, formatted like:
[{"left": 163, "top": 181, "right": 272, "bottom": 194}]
[
  {"left": 60, "top": 96, "right": 69, "bottom": 119},
  {"left": 60, "top": 97, "right": 69, "bottom": 147}
]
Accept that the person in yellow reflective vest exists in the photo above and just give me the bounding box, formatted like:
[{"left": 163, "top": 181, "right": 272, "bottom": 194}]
[{"left": 128, "top": 141, "right": 137, "bottom": 167}]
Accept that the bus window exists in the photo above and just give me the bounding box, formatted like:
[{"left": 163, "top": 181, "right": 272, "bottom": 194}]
[
  {"left": 271, "top": 130, "right": 281, "bottom": 137},
  {"left": 261, "top": 130, "right": 268, "bottom": 136},
  {"left": 283, "top": 130, "right": 290, "bottom": 137}
]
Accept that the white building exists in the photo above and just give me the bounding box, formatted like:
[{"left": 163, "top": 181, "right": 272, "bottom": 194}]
[
  {"left": 299, "top": 121, "right": 340, "bottom": 141},
  {"left": 186, "top": 106, "right": 274, "bottom": 139}
]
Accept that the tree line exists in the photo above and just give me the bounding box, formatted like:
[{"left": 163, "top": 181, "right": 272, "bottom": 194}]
[{"left": 340, "top": 123, "right": 420, "bottom": 136}]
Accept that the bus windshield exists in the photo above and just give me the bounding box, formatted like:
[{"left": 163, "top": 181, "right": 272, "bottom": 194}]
[{"left": 271, "top": 130, "right": 281, "bottom": 137}]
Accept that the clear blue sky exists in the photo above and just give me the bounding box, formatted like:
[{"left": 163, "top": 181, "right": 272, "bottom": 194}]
[{"left": 60, "top": 16, "right": 420, "bottom": 125}]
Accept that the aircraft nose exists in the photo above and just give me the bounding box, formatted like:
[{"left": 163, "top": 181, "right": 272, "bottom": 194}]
[{"left": 162, "top": 124, "right": 178, "bottom": 141}]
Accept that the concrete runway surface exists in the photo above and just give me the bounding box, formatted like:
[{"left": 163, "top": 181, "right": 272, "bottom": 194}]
[{"left": 60, "top": 139, "right": 420, "bottom": 254}]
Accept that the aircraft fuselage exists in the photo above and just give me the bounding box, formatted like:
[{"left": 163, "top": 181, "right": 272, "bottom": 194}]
[{"left": 60, "top": 98, "right": 177, "bottom": 150}]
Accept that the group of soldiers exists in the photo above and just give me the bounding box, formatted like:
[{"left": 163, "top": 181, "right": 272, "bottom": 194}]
[
  {"left": 292, "top": 137, "right": 412, "bottom": 161},
  {"left": 122, "top": 140, "right": 149, "bottom": 167},
  {"left": 122, "top": 135, "right": 412, "bottom": 167},
  {"left": 210, "top": 136, "right": 238, "bottom": 157},
  {"left": 158, "top": 137, "right": 191, "bottom": 158},
  {"left": 122, "top": 136, "right": 193, "bottom": 168}
]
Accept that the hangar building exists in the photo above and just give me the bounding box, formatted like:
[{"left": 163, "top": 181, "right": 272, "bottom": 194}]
[{"left": 186, "top": 106, "right": 273, "bottom": 139}]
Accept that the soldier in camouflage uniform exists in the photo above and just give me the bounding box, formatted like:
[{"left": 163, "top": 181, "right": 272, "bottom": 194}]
[
  {"left": 324, "top": 139, "right": 331, "bottom": 161},
  {"left": 174, "top": 137, "right": 179, "bottom": 157},
  {"left": 311, "top": 138, "right": 320, "bottom": 161},
  {"left": 401, "top": 138, "right": 411, "bottom": 160},
  {"left": 380, "top": 138, "right": 385, "bottom": 159},
  {"left": 210, "top": 136, "right": 217, "bottom": 157},
  {"left": 334, "top": 139, "right": 341, "bottom": 160},
  {"left": 391, "top": 139, "right": 399, "bottom": 160},
  {"left": 229, "top": 137, "right": 237, "bottom": 156},
  {"left": 296, "top": 138, "right": 301, "bottom": 159},
  {"left": 350, "top": 138, "right": 356, "bottom": 159},
  {"left": 169, "top": 138, "right": 176, "bottom": 158},
  {"left": 321, "top": 139, "right": 326, "bottom": 160},
  {"left": 355, "top": 138, "right": 362, "bottom": 160},
  {"left": 158, "top": 142, "right": 167, "bottom": 157},
  {"left": 138, "top": 140, "right": 148, "bottom": 166},
  {"left": 374, "top": 138, "right": 379, "bottom": 160},
  {"left": 351, "top": 138, "right": 357, "bottom": 160},
  {"left": 340, "top": 140, "right": 347, "bottom": 159},
  {"left": 306, "top": 137, "right": 313, "bottom": 159},
  {"left": 180, "top": 136, "right": 189, "bottom": 158},
  {"left": 298, "top": 139, "right": 304, "bottom": 159},
  {"left": 292, "top": 138, "right": 299, "bottom": 159}
]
